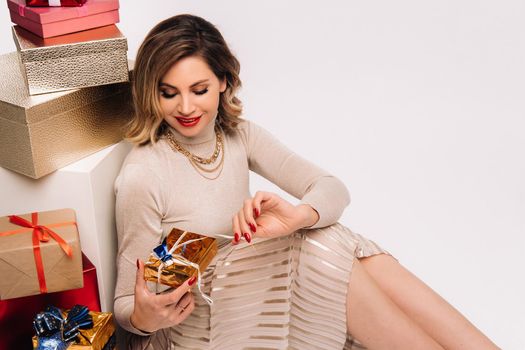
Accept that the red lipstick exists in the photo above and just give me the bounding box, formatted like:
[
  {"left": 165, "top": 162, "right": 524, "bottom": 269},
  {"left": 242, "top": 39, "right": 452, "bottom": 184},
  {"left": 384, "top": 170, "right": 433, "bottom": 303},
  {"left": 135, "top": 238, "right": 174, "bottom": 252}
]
[{"left": 175, "top": 116, "right": 201, "bottom": 127}]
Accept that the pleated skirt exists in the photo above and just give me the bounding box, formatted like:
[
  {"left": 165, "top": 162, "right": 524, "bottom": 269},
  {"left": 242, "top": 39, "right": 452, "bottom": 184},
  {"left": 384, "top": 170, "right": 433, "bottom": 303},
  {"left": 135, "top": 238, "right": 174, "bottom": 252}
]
[{"left": 126, "top": 223, "right": 388, "bottom": 350}]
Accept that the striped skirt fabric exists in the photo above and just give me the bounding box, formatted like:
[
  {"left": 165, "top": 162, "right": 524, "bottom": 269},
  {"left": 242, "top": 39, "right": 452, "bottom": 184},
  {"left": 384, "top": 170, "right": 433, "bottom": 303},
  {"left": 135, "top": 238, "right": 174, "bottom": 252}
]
[{"left": 125, "top": 223, "right": 388, "bottom": 349}]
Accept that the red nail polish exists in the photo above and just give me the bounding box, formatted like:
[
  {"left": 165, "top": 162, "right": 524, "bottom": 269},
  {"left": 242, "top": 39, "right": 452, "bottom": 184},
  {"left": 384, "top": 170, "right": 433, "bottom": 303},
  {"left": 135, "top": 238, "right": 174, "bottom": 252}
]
[
  {"left": 234, "top": 232, "right": 240, "bottom": 242},
  {"left": 188, "top": 276, "right": 197, "bottom": 286},
  {"left": 244, "top": 232, "right": 252, "bottom": 243},
  {"left": 254, "top": 208, "right": 260, "bottom": 218},
  {"left": 136, "top": 259, "right": 140, "bottom": 269},
  {"left": 249, "top": 223, "right": 257, "bottom": 233}
]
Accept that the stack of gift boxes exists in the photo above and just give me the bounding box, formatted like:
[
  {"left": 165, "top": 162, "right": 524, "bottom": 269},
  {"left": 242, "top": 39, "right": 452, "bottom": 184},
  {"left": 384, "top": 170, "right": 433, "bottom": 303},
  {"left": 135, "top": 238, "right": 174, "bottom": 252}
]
[{"left": 0, "top": 0, "right": 132, "bottom": 349}]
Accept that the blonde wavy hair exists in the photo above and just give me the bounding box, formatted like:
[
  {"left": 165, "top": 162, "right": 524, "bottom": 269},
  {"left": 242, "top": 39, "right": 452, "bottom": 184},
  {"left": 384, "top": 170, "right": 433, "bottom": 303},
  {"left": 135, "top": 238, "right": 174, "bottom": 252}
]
[{"left": 126, "top": 14, "right": 243, "bottom": 145}]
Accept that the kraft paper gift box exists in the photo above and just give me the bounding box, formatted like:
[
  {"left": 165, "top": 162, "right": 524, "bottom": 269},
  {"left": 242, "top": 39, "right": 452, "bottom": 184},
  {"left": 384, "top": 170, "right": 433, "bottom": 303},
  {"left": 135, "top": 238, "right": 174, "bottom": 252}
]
[
  {"left": 0, "top": 141, "right": 133, "bottom": 310},
  {"left": 12, "top": 24, "right": 129, "bottom": 95},
  {"left": 0, "top": 52, "right": 132, "bottom": 179},
  {"left": 0, "top": 208, "right": 83, "bottom": 300},
  {"left": 0, "top": 253, "right": 101, "bottom": 350},
  {"left": 7, "top": 0, "right": 120, "bottom": 38},
  {"left": 32, "top": 308, "right": 115, "bottom": 350}
]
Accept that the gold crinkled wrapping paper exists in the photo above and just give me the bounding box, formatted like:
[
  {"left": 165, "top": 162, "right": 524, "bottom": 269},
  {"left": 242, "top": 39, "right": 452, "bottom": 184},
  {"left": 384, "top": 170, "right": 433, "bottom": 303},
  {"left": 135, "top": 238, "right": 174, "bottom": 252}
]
[
  {"left": 69, "top": 311, "right": 114, "bottom": 350},
  {"left": 144, "top": 228, "right": 218, "bottom": 289},
  {"left": 32, "top": 311, "right": 115, "bottom": 350},
  {"left": 12, "top": 25, "right": 129, "bottom": 96},
  {"left": 0, "top": 52, "right": 133, "bottom": 179}
]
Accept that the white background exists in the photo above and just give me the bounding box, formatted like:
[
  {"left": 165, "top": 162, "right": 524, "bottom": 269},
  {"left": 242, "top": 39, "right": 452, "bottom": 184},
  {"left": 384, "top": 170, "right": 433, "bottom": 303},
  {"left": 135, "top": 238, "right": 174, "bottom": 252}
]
[{"left": 1, "top": 1, "right": 523, "bottom": 348}]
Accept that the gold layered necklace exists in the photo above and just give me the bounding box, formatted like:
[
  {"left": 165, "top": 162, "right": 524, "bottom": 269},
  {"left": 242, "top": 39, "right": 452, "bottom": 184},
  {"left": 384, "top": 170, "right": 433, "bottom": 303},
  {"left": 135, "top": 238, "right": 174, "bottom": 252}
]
[{"left": 166, "top": 128, "right": 225, "bottom": 180}]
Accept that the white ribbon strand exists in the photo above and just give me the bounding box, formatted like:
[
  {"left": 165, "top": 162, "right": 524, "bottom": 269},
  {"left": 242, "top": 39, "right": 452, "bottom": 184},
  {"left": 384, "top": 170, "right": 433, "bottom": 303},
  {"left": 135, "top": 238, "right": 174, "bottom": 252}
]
[{"left": 146, "top": 232, "right": 213, "bottom": 305}]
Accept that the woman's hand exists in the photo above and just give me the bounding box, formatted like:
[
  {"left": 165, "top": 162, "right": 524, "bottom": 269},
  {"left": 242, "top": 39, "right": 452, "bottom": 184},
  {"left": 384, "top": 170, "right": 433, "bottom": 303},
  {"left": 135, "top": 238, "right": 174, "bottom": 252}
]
[
  {"left": 130, "top": 259, "right": 196, "bottom": 333},
  {"left": 231, "top": 191, "right": 320, "bottom": 244}
]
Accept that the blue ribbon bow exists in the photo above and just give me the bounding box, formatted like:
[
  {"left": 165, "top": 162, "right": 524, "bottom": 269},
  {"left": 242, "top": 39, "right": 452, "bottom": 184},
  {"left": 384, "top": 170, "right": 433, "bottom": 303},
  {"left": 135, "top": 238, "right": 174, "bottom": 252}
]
[
  {"left": 153, "top": 238, "right": 172, "bottom": 262},
  {"left": 154, "top": 237, "right": 190, "bottom": 262},
  {"left": 33, "top": 305, "right": 93, "bottom": 350}
]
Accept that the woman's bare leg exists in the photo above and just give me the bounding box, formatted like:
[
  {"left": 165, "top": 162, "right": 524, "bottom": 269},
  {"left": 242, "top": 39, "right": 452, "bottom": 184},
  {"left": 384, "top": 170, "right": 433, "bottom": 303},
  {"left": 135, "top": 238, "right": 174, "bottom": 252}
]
[
  {"left": 359, "top": 254, "right": 499, "bottom": 349},
  {"left": 346, "top": 259, "right": 444, "bottom": 349}
]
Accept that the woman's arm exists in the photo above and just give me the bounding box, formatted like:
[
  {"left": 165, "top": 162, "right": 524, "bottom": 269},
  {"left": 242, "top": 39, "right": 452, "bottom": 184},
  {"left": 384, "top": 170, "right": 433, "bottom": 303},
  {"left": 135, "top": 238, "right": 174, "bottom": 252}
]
[
  {"left": 115, "top": 161, "right": 196, "bottom": 336},
  {"left": 114, "top": 163, "right": 165, "bottom": 335},
  {"left": 239, "top": 120, "right": 350, "bottom": 229}
]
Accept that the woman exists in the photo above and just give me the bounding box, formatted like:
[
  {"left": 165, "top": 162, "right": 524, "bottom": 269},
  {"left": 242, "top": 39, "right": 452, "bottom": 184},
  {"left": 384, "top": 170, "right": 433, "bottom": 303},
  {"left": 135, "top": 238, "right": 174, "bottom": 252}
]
[{"left": 114, "top": 14, "right": 498, "bottom": 349}]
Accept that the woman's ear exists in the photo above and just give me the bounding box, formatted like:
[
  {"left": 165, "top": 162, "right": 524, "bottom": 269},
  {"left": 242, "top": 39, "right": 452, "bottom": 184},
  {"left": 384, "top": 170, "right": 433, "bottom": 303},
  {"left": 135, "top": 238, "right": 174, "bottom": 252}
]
[{"left": 219, "top": 78, "right": 227, "bottom": 93}]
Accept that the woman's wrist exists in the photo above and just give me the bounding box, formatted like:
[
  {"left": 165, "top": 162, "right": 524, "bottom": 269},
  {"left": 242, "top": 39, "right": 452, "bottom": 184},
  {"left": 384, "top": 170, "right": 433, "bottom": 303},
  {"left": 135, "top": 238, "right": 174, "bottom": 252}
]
[
  {"left": 296, "top": 204, "right": 320, "bottom": 229},
  {"left": 130, "top": 312, "right": 154, "bottom": 335}
]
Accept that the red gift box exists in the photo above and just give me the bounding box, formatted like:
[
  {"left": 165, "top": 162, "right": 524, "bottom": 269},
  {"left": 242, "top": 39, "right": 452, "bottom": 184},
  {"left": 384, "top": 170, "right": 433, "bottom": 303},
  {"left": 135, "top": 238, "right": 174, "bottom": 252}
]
[
  {"left": 26, "top": 0, "right": 87, "bottom": 6},
  {"left": 7, "top": 0, "right": 119, "bottom": 38},
  {"left": 0, "top": 253, "right": 101, "bottom": 350}
]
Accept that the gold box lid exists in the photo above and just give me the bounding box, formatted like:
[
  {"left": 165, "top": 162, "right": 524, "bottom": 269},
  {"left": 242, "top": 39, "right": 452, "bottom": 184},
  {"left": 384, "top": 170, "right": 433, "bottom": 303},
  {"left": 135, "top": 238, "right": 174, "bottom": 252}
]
[{"left": 12, "top": 25, "right": 127, "bottom": 63}]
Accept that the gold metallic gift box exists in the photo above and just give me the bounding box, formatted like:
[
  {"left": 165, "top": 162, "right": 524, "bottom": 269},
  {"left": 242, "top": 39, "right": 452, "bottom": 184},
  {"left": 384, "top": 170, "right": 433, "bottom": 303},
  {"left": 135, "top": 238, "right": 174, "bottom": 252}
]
[
  {"left": 144, "top": 228, "right": 218, "bottom": 289},
  {"left": 12, "top": 24, "right": 129, "bottom": 95},
  {"left": 0, "top": 52, "right": 132, "bottom": 179},
  {"left": 33, "top": 310, "right": 115, "bottom": 350}
]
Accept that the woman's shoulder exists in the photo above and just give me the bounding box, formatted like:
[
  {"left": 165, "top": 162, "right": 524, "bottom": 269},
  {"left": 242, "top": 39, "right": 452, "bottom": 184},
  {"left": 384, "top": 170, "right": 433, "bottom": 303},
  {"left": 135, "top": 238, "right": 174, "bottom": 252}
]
[
  {"left": 114, "top": 144, "right": 166, "bottom": 207},
  {"left": 233, "top": 118, "right": 261, "bottom": 132},
  {"left": 122, "top": 141, "right": 165, "bottom": 167},
  {"left": 116, "top": 142, "right": 166, "bottom": 186},
  {"left": 231, "top": 118, "right": 281, "bottom": 149},
  {"left": 231, "top": 118, "right": 272, "bottom": 142}
]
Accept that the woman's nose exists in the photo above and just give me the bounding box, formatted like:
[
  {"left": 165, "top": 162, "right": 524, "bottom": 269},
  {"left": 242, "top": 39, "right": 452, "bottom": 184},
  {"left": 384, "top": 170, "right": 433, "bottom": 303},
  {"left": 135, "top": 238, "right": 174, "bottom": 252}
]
[{"left": 177, "top": 94, "right": 195, "bottom": 116}]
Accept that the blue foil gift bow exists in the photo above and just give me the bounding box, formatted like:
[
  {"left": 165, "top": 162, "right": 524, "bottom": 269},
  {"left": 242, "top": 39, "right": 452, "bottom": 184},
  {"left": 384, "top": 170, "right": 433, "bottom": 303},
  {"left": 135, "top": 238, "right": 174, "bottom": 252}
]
[
  {"left": 153, "top": 238, "right": 173, "bottom": 262},
  {"left": 34, "top": 305, "right": 93, "bottom": 350},
  {"left": 153, "top": 238, "right": 190, "bottom": 263}
]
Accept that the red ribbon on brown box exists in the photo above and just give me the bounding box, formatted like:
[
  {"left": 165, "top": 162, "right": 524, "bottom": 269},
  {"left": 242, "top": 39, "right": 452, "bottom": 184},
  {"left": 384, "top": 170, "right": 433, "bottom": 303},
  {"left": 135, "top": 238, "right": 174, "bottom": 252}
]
[{"left": 0, "top": 209, "right": 83, "bottom": 300}]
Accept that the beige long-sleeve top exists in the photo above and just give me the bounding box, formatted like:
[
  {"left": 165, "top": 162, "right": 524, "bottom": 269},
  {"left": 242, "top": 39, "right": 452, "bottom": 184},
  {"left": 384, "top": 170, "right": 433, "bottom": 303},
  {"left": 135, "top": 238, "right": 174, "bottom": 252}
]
[{"left": 113, "top": 118, "right": 350, "bottom": 335}]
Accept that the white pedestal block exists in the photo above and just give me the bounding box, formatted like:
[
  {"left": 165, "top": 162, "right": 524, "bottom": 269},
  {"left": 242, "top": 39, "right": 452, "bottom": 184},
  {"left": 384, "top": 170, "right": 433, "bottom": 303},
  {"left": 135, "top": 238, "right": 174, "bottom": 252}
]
[{"left": 0, "top": 141, "right": 132, "bottom": 311}]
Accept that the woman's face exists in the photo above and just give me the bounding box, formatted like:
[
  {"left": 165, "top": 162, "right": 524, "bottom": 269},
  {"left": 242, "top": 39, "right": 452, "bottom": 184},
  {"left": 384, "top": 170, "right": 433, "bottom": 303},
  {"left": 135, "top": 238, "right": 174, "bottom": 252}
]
[{"left": 159, "top": 55, "right": 226, "bottom": 138}]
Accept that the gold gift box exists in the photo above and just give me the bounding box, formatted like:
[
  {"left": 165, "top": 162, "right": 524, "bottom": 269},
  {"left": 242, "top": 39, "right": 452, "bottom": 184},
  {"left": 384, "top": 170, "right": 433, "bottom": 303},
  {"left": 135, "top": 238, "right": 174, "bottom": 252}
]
[
  {"left": 0, "top": 208, "right": 83, "bottom": 300},
  {"left": 0, "top": 52, "right": 132, "bottom": 179},
  {"left": 12, "top": 24, "right": 129, "bottom": 96},
  {"left": 144, "top": 228, "right": 218, "bottom": 288},
  {"left": 32, "top": 310, "right": 115, "bottom": 350}
]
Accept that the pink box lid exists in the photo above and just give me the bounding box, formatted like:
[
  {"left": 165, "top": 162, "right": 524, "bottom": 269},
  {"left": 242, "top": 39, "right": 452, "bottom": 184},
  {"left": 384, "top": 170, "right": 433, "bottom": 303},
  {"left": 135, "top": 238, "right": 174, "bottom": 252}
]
[{"left": 6, "top": 0, "right": 119, "bottom": 24}]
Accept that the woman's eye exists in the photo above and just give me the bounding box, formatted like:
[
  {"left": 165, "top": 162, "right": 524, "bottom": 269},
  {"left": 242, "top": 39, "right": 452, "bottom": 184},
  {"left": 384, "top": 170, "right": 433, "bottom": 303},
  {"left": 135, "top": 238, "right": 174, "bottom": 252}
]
[
  {"left": 160, "top": 90, "right": 177, "bottom": 98},
  {"left": 194, "top": 88, "right": 208, "bottom": 95}
]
